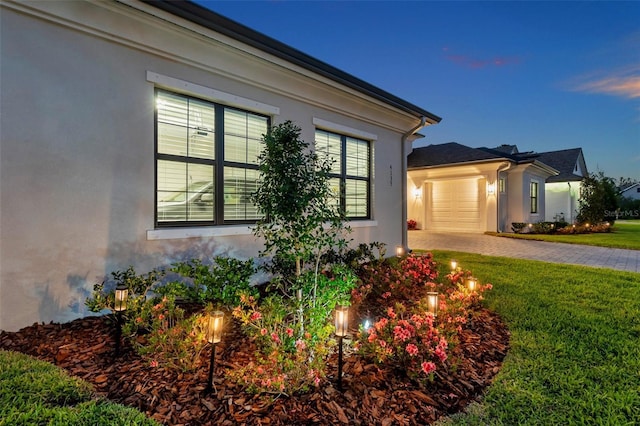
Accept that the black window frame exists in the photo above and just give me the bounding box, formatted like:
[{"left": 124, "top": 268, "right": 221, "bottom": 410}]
[
  {"left": 530, "top": 180, "right": 539, "bottom": 214},
  {"left": 315, "top": 129, "right": 371, "bottom": 220},
  {"left": 154, "top": 89, "right": 270, "bottom": 228}
]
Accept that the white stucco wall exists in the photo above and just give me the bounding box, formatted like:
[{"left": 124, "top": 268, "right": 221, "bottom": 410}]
[
  {"left": 0, "top": 1, "right": 430, "bottom": 331},
  {"left": 545, "top": 181, "right": 581, "bottom": 223}
]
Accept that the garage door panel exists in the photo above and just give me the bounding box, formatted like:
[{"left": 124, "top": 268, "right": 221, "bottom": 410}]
[{"left": 428, "top": 179, "right": 482, "bottom": 232}]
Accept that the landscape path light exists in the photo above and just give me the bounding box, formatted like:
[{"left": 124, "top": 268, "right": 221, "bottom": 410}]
[
  {"left": 450, "top": 259, "right": 458, "bottom": 272},
  {"left": 334, "top": 305, "right": 349, "bottom": 391},
  {"left": 426, "top": 292, "right": 439, "bottom": 318},
  {"left": 113, "top": 283, "right": 128, "bottom": 357},
  {"left": 395, "top": 245, "right": 405, "bottom": 258},
  {"left": 467, "top": 277, "right": 478, "bottom": 292},
  {"left": 205, "top": 311, "right": 224, "bottom": 394}
]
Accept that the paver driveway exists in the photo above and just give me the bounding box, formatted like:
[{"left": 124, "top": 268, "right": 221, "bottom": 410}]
[{"left": 408, "top": 231, "right": 640, "bottom": 273}]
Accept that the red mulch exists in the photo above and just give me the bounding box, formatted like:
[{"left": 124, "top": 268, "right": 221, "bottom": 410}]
[{"left": 0, "top": 305, "right": 508, "bottom": 425}]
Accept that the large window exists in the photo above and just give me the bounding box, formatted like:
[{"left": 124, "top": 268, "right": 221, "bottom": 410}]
[
  {"left": 315, "top": 129, "right": 371, "bottom": 219},
  {"left": 155, "top": 89, "right": 268, "bottom": 226},
  {"left": 530, "top": 180, "right": 539, "bottom": 214}
]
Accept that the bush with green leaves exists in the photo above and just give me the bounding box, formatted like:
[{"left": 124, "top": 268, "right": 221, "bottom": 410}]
[
  {"left": 165, "top": 257, "right": 257, "bottom": 307},
  {"left": 230, "top": 265, "right": 357, "bottom": 395}
]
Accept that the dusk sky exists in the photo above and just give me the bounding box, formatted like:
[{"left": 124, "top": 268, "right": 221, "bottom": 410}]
[{"left": 196, "top": 1, "right": 640, "bottom": 180}]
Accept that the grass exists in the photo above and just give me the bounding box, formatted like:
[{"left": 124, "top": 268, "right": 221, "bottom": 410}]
[
  {"left": 487, "top": 220, "right": 640, "bottom": 250},
  {"left": 432, "top": 250, "right": 640, "bottom": 425},
  {"left": 0, "top": 350, "right": 158, "bottom": 426}
]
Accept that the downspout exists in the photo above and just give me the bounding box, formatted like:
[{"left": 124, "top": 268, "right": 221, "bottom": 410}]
[
  {"left": 496, "top": 161, "right": 512, "bottom": 232},
  {"left": 401, "top": 116, "right": 427, "bottom": 251}
]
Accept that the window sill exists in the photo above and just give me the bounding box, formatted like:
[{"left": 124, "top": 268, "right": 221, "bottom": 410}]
[
  {"left": 147, "top": 225, "right": 254, "bottom": 240},
  {"left": 147, "top": 220, "right": 378, "bottom": 241}
]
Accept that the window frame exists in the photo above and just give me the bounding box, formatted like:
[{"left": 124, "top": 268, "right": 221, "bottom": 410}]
[
  {"left": 315, "top": 128, "right": 371, "bottom": 220},
  {"left": 530, "top": 180, "right": 539, "bottom": 214},
  {"left": 154, "top": 88, "right": 270, "bottom": 228}
]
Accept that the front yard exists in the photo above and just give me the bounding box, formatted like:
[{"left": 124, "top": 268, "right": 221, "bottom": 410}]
[
  {"left": 2, "top": 251, "right": 638, "bottom": 425},
  {"left": 434, "top": 250, "right": 640, "bottom": 425}
]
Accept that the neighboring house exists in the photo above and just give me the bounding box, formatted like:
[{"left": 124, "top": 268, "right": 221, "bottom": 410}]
[
  {"left": 407, "top": 143, "right": 570, "bottom": 233},
  {"left": 0, "top": 0, "right": 440, "bottom": 331},
  {"left": 534, "top": 148, "right": 588, "bottom": 223},
  {"left": 619, "top": 183, "right": 640, "bottom": 201}
]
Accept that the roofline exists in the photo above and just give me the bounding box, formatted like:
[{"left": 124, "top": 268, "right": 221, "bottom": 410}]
[
  {"left": 408, "top": 157, "right": 515, "bottom": 170},
  {"left": 142, "top": 0, "right": 442, "bottom": 123}
]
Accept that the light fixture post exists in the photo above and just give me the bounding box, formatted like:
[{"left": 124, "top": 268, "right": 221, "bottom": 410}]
[
  {"left": 205, "top": 311, "right": 224, "bottom": 394},
  {"left": 113, "top": 283, "right": 128, "bottom": 357},
  {"left": 334, "top": 305, "right": 349, "bottom": 391},
  {"left": 426, "top": 292, "right": 439, "bottom": 319}
]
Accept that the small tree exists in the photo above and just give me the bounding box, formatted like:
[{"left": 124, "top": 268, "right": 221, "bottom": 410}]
[
  {"left": 577, "top": 171, "right": 619, "bottom": 225},
  {"left": 252, "top": 120, "right": 349, "bottom": 287}
]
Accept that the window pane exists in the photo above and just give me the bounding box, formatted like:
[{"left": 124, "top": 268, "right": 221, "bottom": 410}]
[
  {"left": 315, "top": 130, "right": 341, "bottom": 174},
  {"left": 346, "top": 137, "right": 369, "bottom": 178},
  {"left": 157, "top": 160, "right": 214, "bottom": 222},
  {"left": 345, "top": 179, "right": 368, "bottom": 217},
  {"left": 224, "top": 109, "right": 267, "bottom": 164},
  {"left": 224, "top": 167, "right": 261, "bottom": 221},
  {"left": 328, "top": 177, "right": 341, "bottom": 210},
  {"left": 157, "top": 91, "right": 215, "bottom": 159}
]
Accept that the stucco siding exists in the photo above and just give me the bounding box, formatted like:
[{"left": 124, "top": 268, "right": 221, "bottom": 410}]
[{"left": 0, "top": 1, "right": 424, "bottom": 331}]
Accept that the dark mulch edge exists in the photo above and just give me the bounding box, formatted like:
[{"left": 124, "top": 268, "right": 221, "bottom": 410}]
[{"left": 0, "top": 307, "right": 508, "bottom": 425}]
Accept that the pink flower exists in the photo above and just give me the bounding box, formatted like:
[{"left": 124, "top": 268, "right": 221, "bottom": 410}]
[
  {"left": 405, "top": 343, "right": 419, "bottom": 356},
  {"left": 421, "top": 361, "right": 436, "bottom": 375},
  {"left": 367, "top": 331, "right": 378, "bottom": 343},
  {"left": 382, "top": 291, "right": 391, "bottom": 299},
  {"left": 150, "top": 360, "right": 159, "bottom": 368},
  {"left": 158, "top": 314, "right": 165, "bottom": 320},
  {"left": 387, "top": 307, "right": 396, "bottom": 319},
  {"left": 295, "top": 339, "right": 306, "bottom": 351},
  {"left": 260, "top": 328, "right": 267, "bottom": 336},
  {"left": 379, "top": 340, "right": 387, "bottom": 348},
  {"left": 435, "top": 346, "right": 448, "bottom": 362},
  {"left": 375, "top": 318, "right": 388, "bottom": 331},
  {"left": 286, "top": 328, "right": 294, "bottom": 337},
  {"left": 250, "top": 311, "right": 262, "bottom": 321},
  {"left": 135, "top": 317, "right": 143, "bottom": 324},
  {"left": 271, "top": 332, "right": 281, "bottom": 343},
  {"left": 485, "top": 283, "right": 493, "bottom": 290}
]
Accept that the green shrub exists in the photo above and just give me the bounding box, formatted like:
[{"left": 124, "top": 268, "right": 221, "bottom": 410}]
[{"left": 511, "top": 222, "right": 526, "bottom": 233}]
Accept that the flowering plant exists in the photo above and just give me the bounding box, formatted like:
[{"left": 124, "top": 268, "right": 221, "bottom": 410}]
[
  {"left": 357, "top": 303, "right": 448, "bottom": 382},
  {"left": 137, "top": 297, "right": 210, "bottom": 372},
  {"left": 407, "top": 219, "right": 417, "bottom": 230},
  {"left": 231, "top": 291, "right": 334, "bottom": 395}
]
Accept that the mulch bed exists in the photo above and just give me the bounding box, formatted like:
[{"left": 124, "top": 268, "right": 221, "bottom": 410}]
[{"left": 0, "top": 306, "right": 508, "bottom": 425}]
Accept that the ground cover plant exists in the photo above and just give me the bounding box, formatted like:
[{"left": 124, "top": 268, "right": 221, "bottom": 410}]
[
  {"left": 490, "top": 220, "right": 640, "bottom": 250},
  {"left": 429, "top": 250, "right": 640, "bottom": 425},
  {"left": 0, "top": 350, "right": 157, "bottom": 426}
]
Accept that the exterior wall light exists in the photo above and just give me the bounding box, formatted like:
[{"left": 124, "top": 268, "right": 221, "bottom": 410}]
[
  {"left": 334, "top": 305, "right": 349, "bottom": 390},
  {"left": 413, "top": 187, "right": 422, "bottom": 199},
  {"left": 487, "top": 182, "right": 496, "bottom": 195},
  {"left": 426, "top": 292, "right": 439, "bottom": 317},
  {"left": 205, "top": 311, "right": 224, "bottom": 394}
]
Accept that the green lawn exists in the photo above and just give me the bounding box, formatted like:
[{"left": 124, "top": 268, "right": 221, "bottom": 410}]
[
  {"left": 433, "top": 250, "right": 640, "bottom": 425},
  {"left": 0, "top": 350, "right": 158, "bottom": 426},
  {"left": 488, "top": 220, "right": 640, "bottom": 250}
]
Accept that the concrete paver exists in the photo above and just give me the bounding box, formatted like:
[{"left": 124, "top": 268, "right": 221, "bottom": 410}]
[{"left": 408, "top": 231, "right": 640, "bottom": 273}]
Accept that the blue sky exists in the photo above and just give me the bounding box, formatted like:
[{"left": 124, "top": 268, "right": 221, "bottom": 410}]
[{"left": 196, "top": 1, "right": 640, "bottom": 180}]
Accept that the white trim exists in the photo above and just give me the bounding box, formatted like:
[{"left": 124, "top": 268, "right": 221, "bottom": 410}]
[
  {"left": 147, "top": 71, "right": 280, "bottom": 116},
  {"left": 147, "top": 220, "right": 378, "bottom": 240},
  {"left": 147, "top": 225, "right": 254, "bottom": 240},
  {"left": 313, "top": 118, "right": 377, "bottom": 141}
]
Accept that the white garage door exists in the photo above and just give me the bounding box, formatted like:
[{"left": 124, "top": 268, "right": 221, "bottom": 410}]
[{"left": 427, "top": 179, "right": 482, "bottom": 232}]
